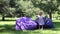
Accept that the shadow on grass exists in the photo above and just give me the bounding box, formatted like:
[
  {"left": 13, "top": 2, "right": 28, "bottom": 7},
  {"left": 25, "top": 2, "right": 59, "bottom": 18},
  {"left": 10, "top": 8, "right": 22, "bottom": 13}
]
[
  {"left": 0, "top": 20, "right": 16, "bottom": 21},
  {"left": 0, "top": 25, "right": 32, "bottom": 34},
  {"left": 50, "top": 22, "right": 60, "bottom": 31},
  {"left": 0, "top": 25, "right": 15, "bottom": 32}
]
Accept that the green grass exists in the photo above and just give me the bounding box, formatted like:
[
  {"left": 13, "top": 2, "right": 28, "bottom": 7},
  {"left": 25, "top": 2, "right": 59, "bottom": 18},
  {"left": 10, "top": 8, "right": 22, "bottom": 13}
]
[
  {"left": 0, "top": 20, "right": 60, "bottom": 34},
  {"left": 0, "top": 11, "right": 60, "bottom": 34},
  {"left": 0, "top": 16, "right": 60, "bottom": 34}
]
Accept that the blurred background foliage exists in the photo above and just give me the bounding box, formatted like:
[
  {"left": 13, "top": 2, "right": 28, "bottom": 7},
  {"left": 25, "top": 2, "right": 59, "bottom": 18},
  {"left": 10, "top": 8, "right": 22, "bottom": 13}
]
[{"left": 0, "top": 0, "right": 60, "bottom": 21}]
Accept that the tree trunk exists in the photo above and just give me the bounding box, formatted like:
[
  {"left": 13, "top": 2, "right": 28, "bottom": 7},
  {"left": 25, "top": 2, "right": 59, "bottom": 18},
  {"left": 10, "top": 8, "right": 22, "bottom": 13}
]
[
  {"left": 49, "top": 10, "right": 52, "bottom": 20},
  {"left": 2, "top": 16, "right": 5, "bottom": 21}
]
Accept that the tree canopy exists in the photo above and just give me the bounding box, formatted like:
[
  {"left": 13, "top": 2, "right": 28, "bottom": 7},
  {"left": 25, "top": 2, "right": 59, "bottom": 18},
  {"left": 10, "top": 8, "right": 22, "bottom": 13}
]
[{"left": 0, "top": 0, "right": 60, "bottom": 20}]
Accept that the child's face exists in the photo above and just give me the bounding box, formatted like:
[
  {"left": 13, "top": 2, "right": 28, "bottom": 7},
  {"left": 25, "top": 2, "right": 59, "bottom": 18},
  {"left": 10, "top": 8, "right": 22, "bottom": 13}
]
[{"left": 38, "top": 11, "right": 43, "bottom": 16}]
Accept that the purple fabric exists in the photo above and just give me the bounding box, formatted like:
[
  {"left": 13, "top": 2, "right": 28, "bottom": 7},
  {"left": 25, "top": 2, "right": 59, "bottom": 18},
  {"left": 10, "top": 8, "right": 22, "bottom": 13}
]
[
  {"left": 44, "top": 17, "right": 53, "bottom": 28},
  {"left": 15, "top": 17, "right": 37, "bottom": 30}
]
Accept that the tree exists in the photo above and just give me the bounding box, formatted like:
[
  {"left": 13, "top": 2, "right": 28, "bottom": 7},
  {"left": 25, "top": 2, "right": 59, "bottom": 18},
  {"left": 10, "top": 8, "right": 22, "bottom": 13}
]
[
  {"left": 31, "top": 0, "right": 59, "bottom": 19},
  {"left": 0, "top": 0, "right": 13, "bottom": 21},
  {"left": 0, "top": 0, "right": 8, "bottom": 21},
  {"left": 13, "top": 0, "right": 39, "bottom": 17}
]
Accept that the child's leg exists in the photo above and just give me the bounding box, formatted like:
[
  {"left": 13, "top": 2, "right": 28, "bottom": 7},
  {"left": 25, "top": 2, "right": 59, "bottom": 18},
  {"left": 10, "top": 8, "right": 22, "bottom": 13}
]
[
  {"left": 41, "top": 25, "right": 44, "bottom": 30},
  {"left": 39, "top": 25, "right": 40, "bottom": 29},
  {"left": 39, "top": 25, "right": 42, "bottom": 29}
]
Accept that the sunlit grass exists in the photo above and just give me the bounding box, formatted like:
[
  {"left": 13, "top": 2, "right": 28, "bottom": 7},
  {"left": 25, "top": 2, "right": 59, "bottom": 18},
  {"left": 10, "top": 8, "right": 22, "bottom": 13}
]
[{"left": 0, "top": 21, "right": 15, "bottom": 25}]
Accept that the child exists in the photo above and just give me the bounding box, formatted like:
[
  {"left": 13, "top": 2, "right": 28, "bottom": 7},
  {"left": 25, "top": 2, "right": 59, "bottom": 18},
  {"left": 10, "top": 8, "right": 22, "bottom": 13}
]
[{"left": 36, "top": 10, "right": 45, "bottom": 30}]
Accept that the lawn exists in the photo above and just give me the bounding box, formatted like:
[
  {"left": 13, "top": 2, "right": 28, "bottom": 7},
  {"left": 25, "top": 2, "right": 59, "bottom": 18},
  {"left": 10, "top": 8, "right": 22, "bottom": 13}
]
[
  {"left": 0, "top": 16, "right": 60, "bottom": 34},
  {"left": 0, "top": 20, "right": 60, "bottom": 34}
]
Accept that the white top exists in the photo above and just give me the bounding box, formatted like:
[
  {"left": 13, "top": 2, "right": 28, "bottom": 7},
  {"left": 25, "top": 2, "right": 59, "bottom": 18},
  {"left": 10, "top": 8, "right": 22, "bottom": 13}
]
[{"left": 37, "top": 15, "right": 45, "bottom": 25}]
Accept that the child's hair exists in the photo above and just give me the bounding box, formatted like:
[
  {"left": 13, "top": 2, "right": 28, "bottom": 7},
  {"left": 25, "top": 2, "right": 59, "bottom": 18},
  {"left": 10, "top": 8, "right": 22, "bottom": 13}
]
[{"left": 37, "top": 10, "right": 44, "bottom": 16}]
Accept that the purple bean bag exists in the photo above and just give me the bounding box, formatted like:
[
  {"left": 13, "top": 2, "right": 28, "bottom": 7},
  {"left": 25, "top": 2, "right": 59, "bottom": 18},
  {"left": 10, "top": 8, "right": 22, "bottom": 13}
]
[
  {"left": 15, "top": 17, "right": 37, "bottom": 30},
  {"left": 44, "top": 17, "right": 53, "bottom": 28}
]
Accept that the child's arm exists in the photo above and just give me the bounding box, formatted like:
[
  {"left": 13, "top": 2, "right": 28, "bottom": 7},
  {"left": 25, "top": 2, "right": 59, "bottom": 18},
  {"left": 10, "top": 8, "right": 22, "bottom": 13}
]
[{"left": 36, "top": 15, "right": 40, "bottom": 18}]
